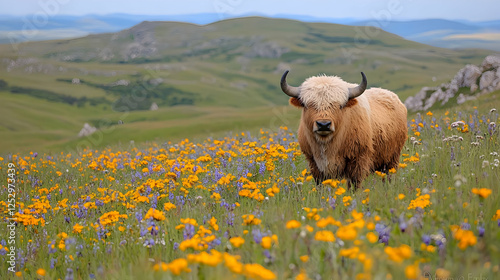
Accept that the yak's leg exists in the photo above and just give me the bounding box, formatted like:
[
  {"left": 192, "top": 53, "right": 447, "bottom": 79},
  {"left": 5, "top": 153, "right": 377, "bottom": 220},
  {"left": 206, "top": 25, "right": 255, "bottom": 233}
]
[
  {"left": 305, "top": 154, "right": 326, "bottom": 185},
  {"left": 345, "top": 157, "right": 370, "bottom": 189}
]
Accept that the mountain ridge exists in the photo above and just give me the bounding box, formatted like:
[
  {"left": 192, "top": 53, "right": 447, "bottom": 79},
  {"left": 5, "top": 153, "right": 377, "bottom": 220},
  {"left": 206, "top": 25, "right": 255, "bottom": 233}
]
[{"left": 1, "top": 14, "right": 500, "bottom": 51}]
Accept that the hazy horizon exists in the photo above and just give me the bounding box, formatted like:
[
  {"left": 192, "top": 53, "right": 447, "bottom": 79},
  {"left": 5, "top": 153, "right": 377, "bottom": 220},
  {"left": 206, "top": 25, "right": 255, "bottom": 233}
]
[{"left": 1, "top": 0, "right": 499, "bottom": 22}]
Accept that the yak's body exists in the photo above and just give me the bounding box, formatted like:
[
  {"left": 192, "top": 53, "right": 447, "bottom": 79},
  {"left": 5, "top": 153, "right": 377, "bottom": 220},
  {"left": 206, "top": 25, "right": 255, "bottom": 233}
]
[{"left": 281, "top": 72, "right": 407, "bottom": 187}]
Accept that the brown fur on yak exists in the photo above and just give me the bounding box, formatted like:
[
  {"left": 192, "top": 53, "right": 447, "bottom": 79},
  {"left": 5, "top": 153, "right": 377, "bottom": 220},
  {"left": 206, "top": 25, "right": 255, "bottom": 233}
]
[{"left": 281, "top": 70, "right": 407, "bottom": 188}]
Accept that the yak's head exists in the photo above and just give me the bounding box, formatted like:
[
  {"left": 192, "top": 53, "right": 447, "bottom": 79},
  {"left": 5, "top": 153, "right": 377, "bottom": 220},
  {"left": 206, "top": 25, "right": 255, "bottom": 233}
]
[{"left": 281, "top": 70, "right": 367, "bottom": 140}]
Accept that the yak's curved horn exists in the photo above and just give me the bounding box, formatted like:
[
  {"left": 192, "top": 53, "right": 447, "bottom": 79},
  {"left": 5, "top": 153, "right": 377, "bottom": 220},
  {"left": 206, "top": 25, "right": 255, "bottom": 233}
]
[
  {"left": 348, "top": 72, "right": 367, "bottom": 99},
  {"left": 280, "top": 70, "right": 300, "bottom": 98}
]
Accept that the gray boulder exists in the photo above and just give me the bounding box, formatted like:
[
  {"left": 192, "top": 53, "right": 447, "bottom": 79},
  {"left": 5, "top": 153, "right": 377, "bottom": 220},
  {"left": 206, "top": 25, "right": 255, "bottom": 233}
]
[
  {"left": 480, "top": 70, "right": 497, "bottom": 91},
  {"left": 481, "top": 55, "right": 500, "bottom": 71},
  {"left": 78, "top": 123, "right": 97, "bottom": 137}
]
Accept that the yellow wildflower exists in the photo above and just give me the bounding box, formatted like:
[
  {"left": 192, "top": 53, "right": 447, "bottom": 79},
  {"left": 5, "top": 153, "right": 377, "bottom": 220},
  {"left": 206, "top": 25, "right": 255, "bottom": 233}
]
[
  {"left": 229, "top": 237, "right": 245, "bottom": 248},
  {"left": 261, "top": 236, "right": 272, "bottom": 249},
  {"left": 73, "top": 223, "right": 84, "bottom": 234},
  {"left": 242, "top": 214, "right": 261, "bottom": 226},
  {"left": 164, "top": 202, "right": 177, "bottom": 211},
  {"left": 405, "top": 262, "right": 420, "bottom": 279},
  {"left": 384, "top": 244, "right": 412, "bottom": 263},
  {"left": 168, "top": 258, "right": 191, "bottom": 275},
  {"left": 366, "top": 232, "right": 378, "bottom": 243},
  {"left": 493, "top": 209, "right": 500, "bottom": 221},
  {"left": 286, "top": 220, "right": 301, "bottom": 229},
  {"left": 144, "top": 208, "right": 166, "bottom": 221},
  {"left": 336, "top": 226, "right": 358, "bottom": 241},
  {"left": 408, "top": 194, "right": 431, "bottom": 210},
  {"left": 450, "top": 225, "right": 477, "bottom": 250},
  {"left": 36, "top": 268, "right": 46, "bottom": 276},
  {"left": 296, "top": 269, "right": 310, "bottom": 280},
  {"left": 471, "top": 188, "right": 492, "bottom": 198},
  {"left": 243, "top": 263, "right": 276, "bottom": 280},
  {"left": 314, "top": 230, "right": 336, "bottom": 242}
]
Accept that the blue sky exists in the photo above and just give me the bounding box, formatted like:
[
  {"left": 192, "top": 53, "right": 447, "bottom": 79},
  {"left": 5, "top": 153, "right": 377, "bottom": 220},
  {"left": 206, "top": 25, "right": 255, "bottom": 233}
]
[{"left": 1, "top": 0, "right": 499, "bottom": 21}]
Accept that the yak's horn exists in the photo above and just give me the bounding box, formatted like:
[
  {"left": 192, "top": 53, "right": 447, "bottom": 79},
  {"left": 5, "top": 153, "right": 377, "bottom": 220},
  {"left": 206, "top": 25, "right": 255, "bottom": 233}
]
[
  {"left": 348, "top": 72, "right": 367, "bottom": 99},
  {"left": 280, "top": 70, "right": 300, "bottom": 98}
]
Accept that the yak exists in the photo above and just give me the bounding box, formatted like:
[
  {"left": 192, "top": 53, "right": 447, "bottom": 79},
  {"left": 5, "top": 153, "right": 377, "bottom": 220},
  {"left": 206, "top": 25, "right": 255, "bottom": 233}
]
[{"left": 280, "top": 70, "right": 407, "bottom": 188}]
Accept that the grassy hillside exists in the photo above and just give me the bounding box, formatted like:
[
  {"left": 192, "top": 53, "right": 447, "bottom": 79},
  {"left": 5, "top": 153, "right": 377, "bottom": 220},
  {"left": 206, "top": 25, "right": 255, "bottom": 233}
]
[
  {"left": 0, "top": 17, "right": 495, "bottom": 154},
  {"left": 1, "top": 92, "right": 499, "bottom": 279}
]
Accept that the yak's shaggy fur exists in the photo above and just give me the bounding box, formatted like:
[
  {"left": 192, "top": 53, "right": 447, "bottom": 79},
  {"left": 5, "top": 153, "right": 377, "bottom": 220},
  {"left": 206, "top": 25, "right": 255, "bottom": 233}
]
[{"left": 289, "top": 74, "right": 407, "bottom": 188}]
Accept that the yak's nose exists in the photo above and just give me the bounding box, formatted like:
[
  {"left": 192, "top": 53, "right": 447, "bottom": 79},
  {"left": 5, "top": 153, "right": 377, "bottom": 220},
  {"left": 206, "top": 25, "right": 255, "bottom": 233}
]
[{"left": 315, "top": 120, "right": 331, "bottom": 131}]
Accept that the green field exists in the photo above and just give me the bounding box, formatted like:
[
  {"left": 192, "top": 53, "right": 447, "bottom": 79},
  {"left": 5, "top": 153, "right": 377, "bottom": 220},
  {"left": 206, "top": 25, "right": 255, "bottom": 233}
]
[
  {"left": 0, "top": 88, "right": 499, "bottom": 279},
  {"left": 0, "top": 17, "right": 494, "bottom": 154}
]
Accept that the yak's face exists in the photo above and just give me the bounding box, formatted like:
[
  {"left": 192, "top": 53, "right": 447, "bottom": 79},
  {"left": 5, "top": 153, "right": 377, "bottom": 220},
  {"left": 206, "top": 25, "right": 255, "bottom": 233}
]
[
  {"left": 288, "top": 76, "right": 352, "bottom": 139},
  {"left": 302, "top": 105, "right": 338, "bottom": 139}
]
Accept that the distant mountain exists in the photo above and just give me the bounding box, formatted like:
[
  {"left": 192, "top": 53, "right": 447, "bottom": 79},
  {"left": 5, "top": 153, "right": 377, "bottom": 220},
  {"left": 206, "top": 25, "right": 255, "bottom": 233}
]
[
  {"left": 354, "top": 19, "right": 478, "bottom": 36},
  {"left": 0, "top": 13, "right": 500, "bottom": 51},
  {"left": 1, "top": 13, "right": 500, "bottom": 50},
  {"left": 0, "top": 13, "right": 242, "bottom": 44},
  {"left": 351, "top": 19, "right": 500, "bottom": 51}
]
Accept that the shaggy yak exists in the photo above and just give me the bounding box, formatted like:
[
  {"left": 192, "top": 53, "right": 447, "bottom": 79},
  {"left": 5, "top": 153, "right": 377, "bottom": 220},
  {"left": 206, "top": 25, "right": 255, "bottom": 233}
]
[{"left": 280, "top": 70, "right": 407, "bottom": 188}]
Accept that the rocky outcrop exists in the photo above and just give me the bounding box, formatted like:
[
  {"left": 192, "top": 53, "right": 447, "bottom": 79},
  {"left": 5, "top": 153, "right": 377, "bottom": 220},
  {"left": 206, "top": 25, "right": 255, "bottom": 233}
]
[
  {"left": 405, "top": 55, "right": 500, "bottom": 111},
  {"left": 246, "top": 41, "right": 289, "bottom": 58},
  {"left": 78, "top": 123, "right": 97, "bottom": 137},
  {"left": 109, "top": 79, "right": 130, "bottom": 86}
]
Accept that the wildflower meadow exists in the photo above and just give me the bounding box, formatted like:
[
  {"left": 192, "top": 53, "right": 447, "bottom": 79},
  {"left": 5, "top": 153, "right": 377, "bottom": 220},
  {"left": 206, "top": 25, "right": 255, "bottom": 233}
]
[{"left": 1, "top": 107, "right": 499, "bottom": 280}]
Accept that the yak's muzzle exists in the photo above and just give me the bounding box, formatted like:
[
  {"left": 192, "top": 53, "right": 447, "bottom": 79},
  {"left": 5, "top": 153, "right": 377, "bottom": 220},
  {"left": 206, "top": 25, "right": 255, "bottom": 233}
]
[{"left": 314, "top": 120, "right": 333, "bottom": 136}]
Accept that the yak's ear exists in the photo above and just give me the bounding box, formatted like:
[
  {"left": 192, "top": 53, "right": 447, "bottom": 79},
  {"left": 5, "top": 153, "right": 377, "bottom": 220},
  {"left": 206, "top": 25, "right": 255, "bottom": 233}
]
[
  {"left": 289, "top": 97, "right": 304, "bottom": 108},
  {"left": 343, "top": 98, "right": 358, "bottom": 109}
]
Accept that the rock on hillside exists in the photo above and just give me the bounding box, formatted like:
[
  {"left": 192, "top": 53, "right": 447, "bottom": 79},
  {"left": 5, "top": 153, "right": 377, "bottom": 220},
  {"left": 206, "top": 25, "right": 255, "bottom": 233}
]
[
  {"left": 78, "top": 123, "right": 97, "bottom": 137},
  {"left": 405, "top": 55, "right": 500, "bottom": 111}
]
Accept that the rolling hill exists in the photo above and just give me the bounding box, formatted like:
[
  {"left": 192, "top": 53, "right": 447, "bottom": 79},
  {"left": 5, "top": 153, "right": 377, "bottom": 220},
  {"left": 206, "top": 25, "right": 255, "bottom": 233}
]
[
  {"left": 2, "top": 14, "right": 500, "bottom": 51},
  {"left": 0, "top": 17, "right": 495, "bottom": 154}
]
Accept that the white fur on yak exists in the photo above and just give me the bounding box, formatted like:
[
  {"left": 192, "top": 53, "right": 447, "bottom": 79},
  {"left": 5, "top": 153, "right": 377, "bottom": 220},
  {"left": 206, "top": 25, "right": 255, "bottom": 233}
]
[{"left": 281, "top": 70, "right": 407, "bottom": 188}]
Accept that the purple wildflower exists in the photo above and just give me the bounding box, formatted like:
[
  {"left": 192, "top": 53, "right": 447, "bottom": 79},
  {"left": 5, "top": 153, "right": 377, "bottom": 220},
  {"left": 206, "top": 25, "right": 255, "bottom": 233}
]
[
  {"left": 478, "top": 226, "right": 485, "bottom": 237},
  {"left": 226, "top": 212, "right": 235, "bottom": 226},
  {"left": 183, "top": 224, "right": 195, "bottom": 240},
  {"left": 252, "top": 228, "right": 262, "bottom": 244},
  {"left": 50, "top": 258, "right": 57, "bottom": 269},
  {"left": 375, "top": 223, "right": 390, "bottom": 245},
  {"left": 329, "top": 197, "right": 336, "bottom": 210},
  {"left": 135, "top": 210, "right": 143, "bottom": 222},
  {"left": 259, "top": 163, "right": 266, "bottom": 175},
  {"left": 422, "top": 235, "right": 431, "bottom": 245}
]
